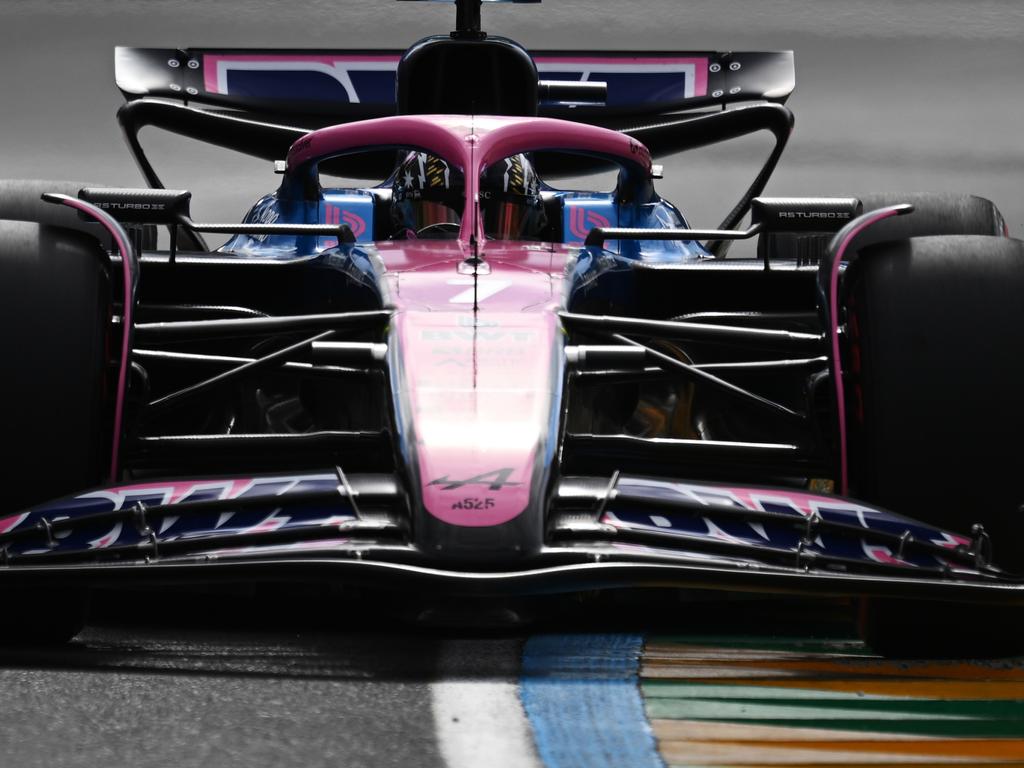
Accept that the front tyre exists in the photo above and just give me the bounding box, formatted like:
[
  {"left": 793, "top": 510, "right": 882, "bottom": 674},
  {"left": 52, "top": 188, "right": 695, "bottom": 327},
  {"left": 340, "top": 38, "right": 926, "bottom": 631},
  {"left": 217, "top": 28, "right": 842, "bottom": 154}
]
[
  {"left": 0, "top": 221, "right": 109, "bottom": 513},
  {"left": 0, "top": 218, "right": 108, "bottom": 645},
  {"left": 845, "top": 233, "right": 1024, "bottom": 656},
  {"left": 0, "top": 587, "right": 90, "bottom": 646}
]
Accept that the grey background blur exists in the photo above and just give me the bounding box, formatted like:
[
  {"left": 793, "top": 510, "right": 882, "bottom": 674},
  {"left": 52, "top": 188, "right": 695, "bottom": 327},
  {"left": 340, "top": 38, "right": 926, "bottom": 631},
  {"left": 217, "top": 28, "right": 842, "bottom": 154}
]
[{"left": 1, "top": 0, "right": 1022, "bottom": 239}]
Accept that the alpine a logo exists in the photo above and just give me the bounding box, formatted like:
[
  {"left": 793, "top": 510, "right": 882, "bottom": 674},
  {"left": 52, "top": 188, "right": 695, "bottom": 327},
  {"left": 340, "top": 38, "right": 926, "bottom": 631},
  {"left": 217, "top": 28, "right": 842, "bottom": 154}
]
[{"left": 428, "top": 468, "right": 522, "bottom": 491}]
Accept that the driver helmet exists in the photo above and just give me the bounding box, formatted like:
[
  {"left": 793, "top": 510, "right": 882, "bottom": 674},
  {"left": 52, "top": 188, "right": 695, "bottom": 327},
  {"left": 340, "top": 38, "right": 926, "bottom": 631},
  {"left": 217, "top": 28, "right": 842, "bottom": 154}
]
[
  {"left": 480, "top": 153, "right": 547, "bottom": 241},
  {"left": 391, "top": 151, "right": 464, "bottom": 239}
]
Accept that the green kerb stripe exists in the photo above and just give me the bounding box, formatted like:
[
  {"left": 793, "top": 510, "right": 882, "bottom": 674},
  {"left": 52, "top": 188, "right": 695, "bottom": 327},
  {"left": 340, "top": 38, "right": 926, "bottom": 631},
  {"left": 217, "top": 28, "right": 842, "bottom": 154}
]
[
  {"left": 643, "top": 685, "right": 1024, "bottom": 719},
  {"left": 649, "top": 635, "right": 871, "bottom": 655}
]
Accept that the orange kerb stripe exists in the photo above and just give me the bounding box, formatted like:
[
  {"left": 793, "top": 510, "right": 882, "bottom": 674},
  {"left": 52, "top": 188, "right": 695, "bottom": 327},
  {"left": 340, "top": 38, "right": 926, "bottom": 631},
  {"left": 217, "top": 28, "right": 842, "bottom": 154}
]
[
  {"left": 662, "top": 738, "right": 1024, "bottom": 759},
  {"left": 658, "top": 740, "right": 1024, "bottom": 765}
]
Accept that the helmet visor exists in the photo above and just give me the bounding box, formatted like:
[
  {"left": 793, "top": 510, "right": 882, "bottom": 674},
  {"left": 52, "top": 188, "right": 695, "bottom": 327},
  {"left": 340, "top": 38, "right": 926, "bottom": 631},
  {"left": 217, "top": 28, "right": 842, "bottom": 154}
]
[
  {"left": 487, "top": 200, "right": 526, "bottom": 240},
  {"left": 483, "top": 199, "right": 546, "bottom": 241},
  {"left": 396, "top": 198, "right": 462, "bottom": 239}
]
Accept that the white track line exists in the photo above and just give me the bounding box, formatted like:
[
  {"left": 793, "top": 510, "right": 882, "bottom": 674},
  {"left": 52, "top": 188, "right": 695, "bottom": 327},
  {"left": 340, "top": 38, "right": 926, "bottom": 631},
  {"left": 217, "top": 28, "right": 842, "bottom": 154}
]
[{"left": 432, "top": 640, "right": 540, "bottom": 768}]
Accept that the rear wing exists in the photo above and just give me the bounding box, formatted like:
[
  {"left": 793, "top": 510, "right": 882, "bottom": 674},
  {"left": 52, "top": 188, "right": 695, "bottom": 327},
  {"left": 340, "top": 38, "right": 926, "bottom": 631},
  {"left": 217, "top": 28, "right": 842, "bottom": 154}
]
[
  {"left": 114, "top": 45, "right": 794, "bottom": 251},
  {"left": 115, "top": 47, "right": 794, "bottom": 121}
]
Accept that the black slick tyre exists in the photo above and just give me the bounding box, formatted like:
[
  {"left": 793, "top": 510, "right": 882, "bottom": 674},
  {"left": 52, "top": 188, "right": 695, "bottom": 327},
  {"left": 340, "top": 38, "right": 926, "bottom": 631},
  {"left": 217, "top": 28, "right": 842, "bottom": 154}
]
[
  {"left": 846, "top": 233, "right": 1024, "bottom": 657},
  {"left": 855, "top": 192, "right": 1007, "bottom": 245},
  {"left": 0, "top": 587, "right": 90, "bottom": 646},
  {"left": 0, "top": 184, "right": 110, "bottom": 645},
  {"left": 0, "top": 220, "right": 109, "bottom": 513}
]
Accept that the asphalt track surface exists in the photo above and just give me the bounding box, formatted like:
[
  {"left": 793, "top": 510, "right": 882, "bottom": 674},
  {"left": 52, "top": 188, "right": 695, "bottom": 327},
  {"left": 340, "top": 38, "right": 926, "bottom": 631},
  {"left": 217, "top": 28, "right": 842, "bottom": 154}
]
[
  {"left": 0, "top": 2, "right": 1023, "bottom": 767},
  {"left": 1, "top": 621, "right": 449, "bottom": 768}
]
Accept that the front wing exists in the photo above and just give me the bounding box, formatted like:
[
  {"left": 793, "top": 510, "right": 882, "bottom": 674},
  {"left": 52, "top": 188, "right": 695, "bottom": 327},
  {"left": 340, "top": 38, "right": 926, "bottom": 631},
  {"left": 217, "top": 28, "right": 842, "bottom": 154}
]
[{"left": 1, "top": 472, "right": 1019, "bottom": 604}]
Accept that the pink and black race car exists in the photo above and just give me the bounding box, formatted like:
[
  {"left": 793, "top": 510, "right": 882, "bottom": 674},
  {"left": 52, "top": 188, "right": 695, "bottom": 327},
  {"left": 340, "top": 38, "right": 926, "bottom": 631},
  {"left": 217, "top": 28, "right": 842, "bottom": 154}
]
[{"left": 0, "top": 0, "right": 1021, "bottom": 655}]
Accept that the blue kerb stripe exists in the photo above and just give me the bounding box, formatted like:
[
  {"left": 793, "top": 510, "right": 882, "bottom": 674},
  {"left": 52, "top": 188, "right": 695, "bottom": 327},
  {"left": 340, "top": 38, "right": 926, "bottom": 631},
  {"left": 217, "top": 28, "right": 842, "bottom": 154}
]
[{"left": 521, "top": 634, "right": 664, "bottom": 768}]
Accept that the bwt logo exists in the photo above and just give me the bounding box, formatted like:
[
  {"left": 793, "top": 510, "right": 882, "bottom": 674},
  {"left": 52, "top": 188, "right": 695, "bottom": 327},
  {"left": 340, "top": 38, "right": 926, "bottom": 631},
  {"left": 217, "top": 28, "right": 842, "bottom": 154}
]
[
  {"left": 568, "top": 206, "right": 611, "bottom": 241},
  {"left": 324, "top": 204, "right": 367, "bottom": 239}
]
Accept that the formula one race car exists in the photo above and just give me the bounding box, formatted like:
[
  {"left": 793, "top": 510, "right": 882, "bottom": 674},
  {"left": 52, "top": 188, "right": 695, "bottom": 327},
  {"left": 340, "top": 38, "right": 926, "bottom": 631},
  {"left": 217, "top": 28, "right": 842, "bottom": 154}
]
[{"left": 1, "top": 0, "right": 1022, "bottom": 654}]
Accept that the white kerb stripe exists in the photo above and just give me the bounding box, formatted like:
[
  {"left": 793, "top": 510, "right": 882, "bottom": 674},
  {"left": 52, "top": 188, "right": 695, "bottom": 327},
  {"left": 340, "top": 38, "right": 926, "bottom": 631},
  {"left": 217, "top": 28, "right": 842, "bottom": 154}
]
[{"left": 432, "top": 644, "right": 540, "bottom": 768}]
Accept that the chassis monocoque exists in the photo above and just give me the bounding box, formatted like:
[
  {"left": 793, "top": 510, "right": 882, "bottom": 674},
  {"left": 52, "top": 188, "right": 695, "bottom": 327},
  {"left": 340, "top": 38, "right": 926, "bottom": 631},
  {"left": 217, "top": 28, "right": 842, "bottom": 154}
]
[{"left": 1, "top": 0, "right": 1022, "bottom": 654}]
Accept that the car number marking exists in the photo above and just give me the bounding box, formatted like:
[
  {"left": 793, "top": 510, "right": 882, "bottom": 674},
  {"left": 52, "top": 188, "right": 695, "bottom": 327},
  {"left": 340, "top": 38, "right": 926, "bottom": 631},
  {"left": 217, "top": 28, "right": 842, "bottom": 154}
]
[
  {"left": 447, "top": 278, "right": 510, "bottom": 304},
  {"left": 450, "top": 498, "right": 497, "bottom": 511}
]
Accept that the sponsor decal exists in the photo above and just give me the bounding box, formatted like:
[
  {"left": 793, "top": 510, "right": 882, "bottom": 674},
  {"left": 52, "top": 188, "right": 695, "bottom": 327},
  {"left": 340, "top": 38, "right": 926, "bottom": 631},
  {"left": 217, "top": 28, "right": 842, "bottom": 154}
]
[
  {"left": 445, "top": 277, "right": 510, "bottom": 304},
  {"left": 427, "top": 468, "right": 525, "bottom": 516},
  {"left": 249, "top": 204, "right": 280, "bottom": 242},
  {"left": 0, "top": 512, "right": 30, "bottom": 535},
  {"left": 324, "top": 203, "right": 367, "bottom": 239},
  {"left": 533, "top": 56, "right": 710, "bottom": 101},
  {"left": 861, "top": 541, "right": 907, "bottom": 565},
  {"left": 778, "top": 211, "right": 852, "bottom": 220},
  {"left": 343, "top": 211, "right": 366, "bottom": 239},
  {"left": 601, "top": 478, "right": 974, "bottom": 570},
  {"left": 568, "top": 206, "right": 611, "bottom": 242},
  {"left": 0, "top": 474, "right": 364, "bottom": 556},
  {"left": 77, "top": 478, "right": 258, "bottom": 511},
  {"left": 89, "top": 522, "right": 123, "bottom": 550},
  {"left": 428, "top": 468, "right": 522, "bottom": 492},
  {"left": 94, "top": 202, "right": 166, "bottom": 211},
  {"left": 204, "top": 54, "right": 709, "bottom": 110},
  {"left": 204, "top": 54, "right": 401, "bottom": 102},
  {"left": 241, "top": 512, "right": 292, "bottom": 534},
  {"left": 421, "top": 328, "right": 535, "bottom": 342},
  {"left": 627, "top": 139, "right": 652, "bottom": 166}
]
